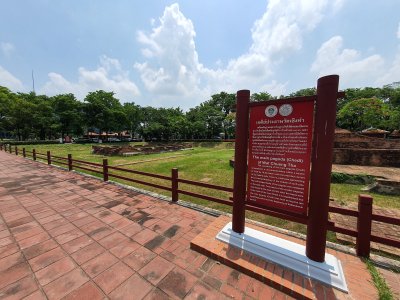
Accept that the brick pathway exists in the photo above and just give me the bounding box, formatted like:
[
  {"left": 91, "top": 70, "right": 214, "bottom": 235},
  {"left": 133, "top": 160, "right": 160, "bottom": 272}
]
[
  {"left": 192, "top": 215, "right": 378, "bottom": 300},
  {"left": 377, "top": 267, "right": 400, "bottom": 299},
  {"left": 0, "top": 151, "right": 301, "bottom": 299}
]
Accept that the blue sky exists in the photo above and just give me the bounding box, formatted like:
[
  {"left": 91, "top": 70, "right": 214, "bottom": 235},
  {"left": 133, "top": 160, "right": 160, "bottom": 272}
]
[{"left": 1, "top": 0, "right": 399, "bottom": 110}]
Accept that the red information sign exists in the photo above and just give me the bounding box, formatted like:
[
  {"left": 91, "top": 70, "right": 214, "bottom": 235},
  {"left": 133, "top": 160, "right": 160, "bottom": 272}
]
[{"left": 247, "top": 99, "right": 314, "bottom": 214}]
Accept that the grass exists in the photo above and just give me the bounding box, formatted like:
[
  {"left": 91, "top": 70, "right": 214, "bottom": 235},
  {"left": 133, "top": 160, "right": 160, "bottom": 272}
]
[
  {"left": 364, "top": 259, "right": 394, "bottom": 300},
  {"left": 16, "top": 142, "right": 399, "bottom": 239},
  {"left": 330, "top": 183, "right": 400, "bottom": 209}
]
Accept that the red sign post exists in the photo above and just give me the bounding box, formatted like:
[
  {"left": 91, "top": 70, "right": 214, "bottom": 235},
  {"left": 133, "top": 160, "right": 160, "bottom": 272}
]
[
  {"left": 231, "top": 75, "right": 340, "bottom": 262},
  {"left": 247, "top": 99, "right": 314, "bottom": 214}
]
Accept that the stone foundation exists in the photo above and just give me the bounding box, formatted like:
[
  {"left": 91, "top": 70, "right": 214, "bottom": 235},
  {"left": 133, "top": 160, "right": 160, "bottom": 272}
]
[
  {"left": 92, "top": 143, "right": 192, "bottom": 156},
  {"left": 333, "top": 148, "right": 400, "bottom": 167},
  {"left": 333, "top": 130, "right": 400, "bottom": 167}
]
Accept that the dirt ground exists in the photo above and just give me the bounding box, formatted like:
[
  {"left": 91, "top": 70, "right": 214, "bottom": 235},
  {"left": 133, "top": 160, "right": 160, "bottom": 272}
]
[{"left": 332, "top": 164, "right": 400, "bottom": 181}]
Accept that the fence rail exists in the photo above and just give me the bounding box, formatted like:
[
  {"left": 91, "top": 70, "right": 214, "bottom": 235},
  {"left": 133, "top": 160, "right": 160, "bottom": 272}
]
[{"left": 0, "top": 143, "right": 399, "bottom": 258}]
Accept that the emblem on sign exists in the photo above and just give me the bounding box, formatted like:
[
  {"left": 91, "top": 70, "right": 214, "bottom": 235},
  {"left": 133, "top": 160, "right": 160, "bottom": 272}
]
[
  {"left": 265, "top": 105, "right": 278, "bottom": 117},
  {"left": 279, "top": 104, "right": 293, "bottom": 117}
]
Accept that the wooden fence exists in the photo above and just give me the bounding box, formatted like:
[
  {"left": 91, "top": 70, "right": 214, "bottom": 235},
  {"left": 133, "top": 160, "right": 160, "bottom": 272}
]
[{"left": 1, "top": 143, "right": 399, "bottom": 258}]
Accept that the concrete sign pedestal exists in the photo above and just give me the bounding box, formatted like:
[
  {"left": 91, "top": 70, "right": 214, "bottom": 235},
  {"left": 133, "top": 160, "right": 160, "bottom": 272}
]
[{"left": 216, "top": 222, "right": 348, "bottom": 292}]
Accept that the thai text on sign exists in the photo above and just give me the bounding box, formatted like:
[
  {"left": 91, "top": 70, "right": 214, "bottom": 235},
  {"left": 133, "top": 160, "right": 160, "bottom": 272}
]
[{"left": 247, "top": 99, "right": 314, "bottom": 214}]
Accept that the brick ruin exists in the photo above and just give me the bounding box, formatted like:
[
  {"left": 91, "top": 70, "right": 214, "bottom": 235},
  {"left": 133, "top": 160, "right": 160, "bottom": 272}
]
[
  {"left": 92, "top": 143, "right": 192, "bottom": 156},
  {"left": 229, "top": 128, "right": 400, "bottom": 168},
  {"left": 333, "top": 128, "right": 400, "bottom": 168}
]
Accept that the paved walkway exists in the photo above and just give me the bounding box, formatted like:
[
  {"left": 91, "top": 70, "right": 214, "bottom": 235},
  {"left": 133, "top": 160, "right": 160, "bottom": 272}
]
[
  {"left": 0, "top": 151, "right": 391, "bottom": 299},
  {"left": 0, "top": 151, "right": 296, "bottom": 299}
]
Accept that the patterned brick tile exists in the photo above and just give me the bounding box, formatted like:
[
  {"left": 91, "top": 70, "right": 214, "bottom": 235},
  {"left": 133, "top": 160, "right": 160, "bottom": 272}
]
[
  {"left": 0, "top": 263, "right": 31, "bottom": 290},
  {"left": 18, "top": 232, "right": 50, "bottom": 249},
  {"left": 0, "top": 275, "right": 38, "bottom": 299},
  {"left": 94, "top": 261, "right": 134, "bottom": 294},
  {"left": 28, "top": 247, "right": 66, "bottom": 272},
  {"left": 81, "top": 251, "right": 118, "bottom": 278},
  {"left": 43, "top": 268, "right": 89, "bottom": 300},
  {"left": 123, "top": 246, "right": 157, "bottom": 271},
  {"left": 139, "top": 256, "right": 175, "bottom": 285},
  {"left": 0, "top": 152, "right": 383, "bottom": 299},
  {"left": 109, "top": 239, "right": 141, "bottom": 259},
  {"left": 71, "top": 242, "right": 106, "bottom": 265},
  {"left": 0, "top": 252, "right": 25, "bottom": 272},
  {"left": 22, "top": 239, "right": 58, "bottom": 260},
  {"left": 158, "top": 267, "right": 198, "bottom": 299},
  {"left": 0, "top": 243, "right": 19, "bottom": 259},
  {"left": 62, "top": 234, "right": 94, "bottom": 254},
  {"left": 109, "top": 274, "right": 153, "bottom": 300},
  {"left": 35, "top": 256, "right": 76, "bottom": 286},
  {"left": 143, "top": 288, "right": 170, "bottom": 300},
  {"left": 98, "top": 231, "right": 129, "bottom": 249},
  {"left": 63, "top": 281, "right": 104, "bottom": 300}
]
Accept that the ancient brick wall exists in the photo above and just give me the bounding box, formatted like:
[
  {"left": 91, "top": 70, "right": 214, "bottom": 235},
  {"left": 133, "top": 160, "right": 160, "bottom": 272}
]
[
  {"left": 332, "top": 148, "right": 400, "bottom": 167},
  {"left": 332, "top": 130, "right": 400, "bottom": 167}
]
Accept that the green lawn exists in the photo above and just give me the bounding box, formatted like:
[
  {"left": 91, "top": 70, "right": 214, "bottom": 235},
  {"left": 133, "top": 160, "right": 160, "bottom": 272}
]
[{"left": 16, "top": 142, "right": 399, "bottom": 234}]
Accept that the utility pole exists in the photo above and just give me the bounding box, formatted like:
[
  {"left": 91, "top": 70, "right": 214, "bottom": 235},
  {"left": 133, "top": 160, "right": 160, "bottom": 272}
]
[{"left": 31, "top": 70, "right": 35, "bottom": 93}]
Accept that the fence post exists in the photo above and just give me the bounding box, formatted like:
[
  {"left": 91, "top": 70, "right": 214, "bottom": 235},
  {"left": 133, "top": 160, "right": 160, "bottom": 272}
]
[
  {"left": 33, "top": 149, "right": 36, "bottom": 161},
  {"left": 306, "top": 75, "right": 339, "bottom": 262},
  {"left": 47, "top": 151, "right": 51, "bottom": 165},
  {"left": 0, "top": 144, "right": 2, "bottom": 151},
  {"left": 356, "top": 194, "right": 373, "bottom": 257},
  {"left": 171, "top": 168, "right": 178, "bottom": 202},
  {"left": 232, "top": 90, "right": 250, "bottom": 234},
  {"left": 9, "top": 145, "right": 12, "bottom": 153},
  {"left": 23, "top": 148, "right": 26, "bottom": 158},
  {"left": 103, "top": 159, "right": 109, "bottom": 181},
  {"left": 15, "top": 146, "right": 18, "bottom": 155},
  {"left": 68, "top": 154, "right": 73, "bottom": 171}
]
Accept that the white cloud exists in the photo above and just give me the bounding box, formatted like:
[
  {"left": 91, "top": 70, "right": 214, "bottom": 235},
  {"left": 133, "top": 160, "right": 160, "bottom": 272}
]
[
  {"left": 134, "top": 1, "right": 344, "bottom": 109},
  {"left": 376, "top": 25, "right": 400, "bottom": 86},
  {"left": 311, "top": 36, "right": 385, "bottom": 87},
  {"left": 0, "top": 65, "right": 24, "bottom": 91},
  {"left": 0, "top": 42, "right": 15, "bottom": 57},
  {"left": 40, "top": 55, "right": 140, "bottom": 101},
  {"left": 378, "top": 50, "right": 400, "bottom": 86}
]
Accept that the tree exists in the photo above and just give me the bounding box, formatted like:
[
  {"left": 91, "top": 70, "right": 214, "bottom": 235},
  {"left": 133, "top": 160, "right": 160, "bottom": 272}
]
[
  {"left": 251, "top": 92, "right": 275, "bottom": 102},
  {"left": 0, "top": 87, "right": 16, "bottom": 139},
  {"left": 186, "top": 103, "right": 224, "bottom": 139},
  {"left": 337, "top": 98, "right": 394, "bottom": 131},
  {"left": 187, "top": 92, "right": 235, "bottom": 139},
  {"left": 83, "top": 90, "right": 126, "bottom": 139},
  {"left": 8, "top": 97, "right": 36, "bottom": 141},
  {"left": 123, "top": 103, "right": 141, "bottom": 138},
  {"left": 223, "top": 112, "right": 236, "bottom": 138},
  {"left": 289, "top": 88, "right": 316, "bottom": 97},
  {"left": 52, "top": 93, "right": 84, "bottom": 139}
]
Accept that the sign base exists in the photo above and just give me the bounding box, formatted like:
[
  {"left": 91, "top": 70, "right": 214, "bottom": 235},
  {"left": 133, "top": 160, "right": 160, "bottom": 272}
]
[{"left": 216, "top": 222, "right": 348, "bottom": 292}]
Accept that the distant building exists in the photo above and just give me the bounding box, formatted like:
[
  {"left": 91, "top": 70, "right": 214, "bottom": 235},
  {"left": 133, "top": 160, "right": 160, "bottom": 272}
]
[{"left": 359, "top": 127, "right": 390, "bottom": 138}]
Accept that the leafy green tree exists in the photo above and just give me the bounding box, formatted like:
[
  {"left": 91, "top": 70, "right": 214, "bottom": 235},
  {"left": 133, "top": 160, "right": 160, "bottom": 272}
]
[
  {"left": 337, "top": 98, "right": 393, "bottom": 131},
  {"left": 289, "top": 87, "right": 316, "bottom": 97},
  {"left": 123, "top": 103, "right": 141, "bottom": 138},
  {"left": 251, "top": 92, "right": 275, "bottom": 102},
  {"left": 186, "top": 103, "right": 224, "bottom": 139},
  {"left": 223, "top": 112, "right": 236, "bottom": 139},
  {"left": 52, "top": 93, "right": 84, "bottom": 139},
  {"left": 83, "top": 90, "right": 126, "bottom": 139},
  {"left": 138, "top": 107, "right": 186, "bottom": 140},
  {"left": 0, "top": 87, "right": 13, "bottom": 138},
  {"left": 8, "top": 97, "right": 36, "bottom": 140}
]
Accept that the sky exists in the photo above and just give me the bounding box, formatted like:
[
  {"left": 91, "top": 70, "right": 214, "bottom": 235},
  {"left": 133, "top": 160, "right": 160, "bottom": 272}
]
[{"left": 1, "top": 0, "right": 400, "bottom": 111}]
